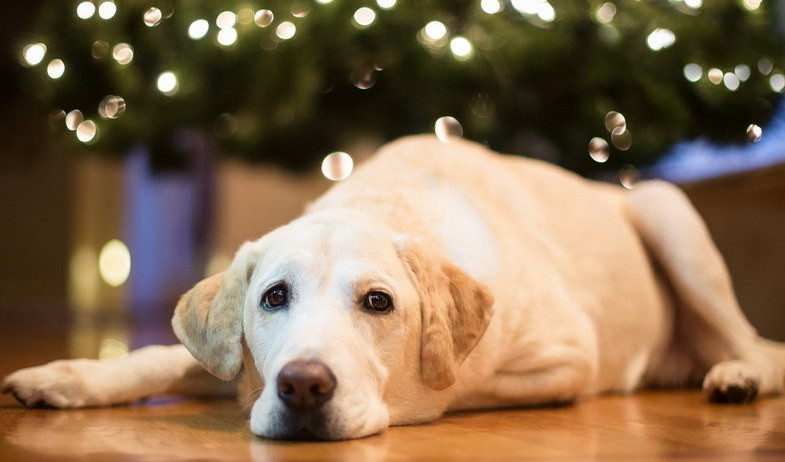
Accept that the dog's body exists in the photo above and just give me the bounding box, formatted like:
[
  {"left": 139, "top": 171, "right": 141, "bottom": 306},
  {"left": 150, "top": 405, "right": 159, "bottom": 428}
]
[{"left": 4, "top": 135, "right": 785, "bottom": 439}]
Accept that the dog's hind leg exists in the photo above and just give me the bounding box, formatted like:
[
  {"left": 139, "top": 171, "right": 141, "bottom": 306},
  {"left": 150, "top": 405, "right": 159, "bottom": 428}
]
[
  {"left": 625, "top": 180, "right": 785, "bottom": 402},
  {"left": 2, "top": 344, "right": 235, "bottom": 408}
]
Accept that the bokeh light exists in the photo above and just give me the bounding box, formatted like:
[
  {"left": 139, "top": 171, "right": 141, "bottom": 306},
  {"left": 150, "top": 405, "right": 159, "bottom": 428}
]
[
  {"left": 112, "top": 43, "right": 134, "bottom": 65},
  {"left": 46, "top": 59, "right": 65, "bottom": 79},
  {"left": 76, "top": 120, "right": 98, "bottom": 143},
  {"left": 98, "top": 1, "right": 116, "bottom": 20},
  {"left": 216, "top": 11, "right": 237, "bottom": 29},
  {"left": 65, "top": 110, "right": 84, "bottom": 131},
  {"left": 76, "top": 1, "right": 95, "bottom": 19},
  {"left": 746, "top": 124, "right": 763, "bottom": 143},
  {"left": 21, "top": 43, "right": 46, "bottom": 66},
  {"left": 377, "top": 0, "right": 397, "bottom": 9},
  {"left": 588, "top": 137, "right": 609, "bottom": 163},
  {"left": 683, "top": 63, "right": 702, "bottom": 82},
  {"left": 254, "top": 10, "right": 274, "bottom": 27},
  {"left": 156, "top": 71, "right": 179, "bottom": 95},
  {"left": 188, "top": 19, "right": 209, "bottom": 40},
  {"left": 619, "top": 165, "right": 639, "bottom": 189},
  {"left": 450, "top": 36, "right": 473, "bottom": 61},
  {"left": 276, "top": 21, "right": 297, "bottom": 40},
  {"left": 98, "top": 95, "right": 126, "bottom": 119},
  {"left": 217, "top": 28, "right": 238, "bottom": 46},
  {"left": 481, "top": 0, "right": 502, "bottom": 14},
  {"left": 143, "top": 7, "right": 162, "bottom": 27},
  {"left": 321, "top": 152, "right": 354, "bottom": 181},
  {"left": 353, "top": 7, "right": 376, "bottom": 27},
  {"left": 434, "top": 116, "right": 464, "bottom": 142},
  {"left": 98, "top": 239, "right": 131, "bottom": 287}
]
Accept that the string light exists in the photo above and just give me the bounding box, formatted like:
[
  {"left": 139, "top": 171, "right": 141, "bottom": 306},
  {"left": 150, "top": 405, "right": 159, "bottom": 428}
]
[
  {"left": 646, "top": 28, "right": 676, "bottom": 51},
  {"left": 217, "top": 28, "right": 238, "bottom": 46},
  {"left": 188, "top": 19, "right": 209, "bottom": 40},
  {"left": 254, "top": 10, "right": 274, "bottom": 27},
  {"left": 143, "top": 7, "right": 162, "bottom": 27},
  {"left": 683, "top": 63, "right": 702, "bottom": 82},
  {"left": 741, "top": 0, "right": 761, "bottom": 11},
  {"left": 747, "top": 124, "right": 762, "bottom": 143},
  {"left": 481, "top": 0, "right": 502, "bottom": 14},
  {"left": 21, "top": 43, "right": 46, "bottom": 66},
  {"left": 588, "top": 137, "right": 609, "bottom": 163},
  {"left": 434, "top": 116, "right": 463, "bottom": 142},
  {"left": 353, "top": 7, "right": 376, "bottom": 27},
  {"left": 735, "top": 64, "right": 751, "bottom": 81},
  {"left": 595, "top": 3, "right": 616, "bottom": 24},
  {"left": 321, "top": 152, "right": 354, "bottom": 181},
  {"left": 112, "top": 43, "right": 133, "bottom": 64},
  {"left": 684, "top": 0, "right": 702, "bottom": 9},
  {"left": 723, "top": 72, "right": 740, "bottom": 91},
  {"left": 216, "top": 11, "right": 237, "bottom": 29},
  {"left": 98, "top": 95, "right": 126, "bottom": 119},
  {"left": 46, "top": 59, "right": 65, "bottom": 79},
  {"left": 377, "top": 0, "right": 397, "bottom": 9},
  {"left": 450, "top": 37, "right": 474, "bottom": 61},
  {"left": 707, "top": 68, "right": 723, "bottom": 84},
  {"left": 76, "top": 1, "right": 95, "bottom": 19},
  {"left": 98, "top": 239, "right": 131, "bottom": 287},
  {"left": 65, "top": 110, "right": 83, "bottom": 131},
  {"left": 770, "top": 74, "right": 785, "bottom": 93},
  {"left": 98, "top": 1, "right": 116, "bottom": 20},
  {"left": 276, "top": 21, "right": 296, "bottom": 40},
  {"left": 156, "top": 71, "right": 179, "bottom": 95},
  {"left": 424, "top": 21, "right": 447, "bottom": 41},
  {"left": 76, "top": 120, "right": 98, "bottom": 143}
]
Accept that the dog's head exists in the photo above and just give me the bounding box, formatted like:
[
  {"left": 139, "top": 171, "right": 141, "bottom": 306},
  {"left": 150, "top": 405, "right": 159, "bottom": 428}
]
[{"left": 172, "top": 212, "right": 493, "bottom": 440}]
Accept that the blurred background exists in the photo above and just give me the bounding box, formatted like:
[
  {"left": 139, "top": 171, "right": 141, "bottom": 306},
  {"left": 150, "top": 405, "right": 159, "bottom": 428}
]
[{"left": 1, "top": 0, "right": 784, "bottom": 362}]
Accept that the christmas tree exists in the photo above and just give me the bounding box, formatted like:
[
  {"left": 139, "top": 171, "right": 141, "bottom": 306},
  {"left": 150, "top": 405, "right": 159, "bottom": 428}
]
[{"left": 17, "top": 0, "right": 785, "bottom": 175}]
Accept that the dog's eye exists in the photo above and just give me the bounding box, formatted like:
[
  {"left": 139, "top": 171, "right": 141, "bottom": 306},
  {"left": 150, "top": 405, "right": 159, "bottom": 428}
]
[
  {"left": 261, "top": 283, "right": 288, "bottom": 311},
  {"left": 364, "top": 291, "right": 393, "bottom": 313}
]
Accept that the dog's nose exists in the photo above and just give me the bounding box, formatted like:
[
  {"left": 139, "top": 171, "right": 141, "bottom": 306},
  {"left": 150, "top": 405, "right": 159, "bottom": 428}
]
[{"left": 276, "top": 360, "right": 337, "bottom": 411}]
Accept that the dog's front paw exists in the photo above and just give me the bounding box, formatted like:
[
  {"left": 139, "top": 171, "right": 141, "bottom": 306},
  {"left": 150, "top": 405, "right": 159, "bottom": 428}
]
[
  {"left": 2, "top": 361, "right": 92, "bottom": 408},
  {"left": 702, "top": 360, "right": 760, "bottom": 404}
]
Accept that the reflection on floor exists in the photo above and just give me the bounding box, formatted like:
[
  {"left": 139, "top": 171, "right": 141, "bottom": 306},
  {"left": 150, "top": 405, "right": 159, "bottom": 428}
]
[{"left": 1, "top": 312, "right": 784, "bottom": 461}]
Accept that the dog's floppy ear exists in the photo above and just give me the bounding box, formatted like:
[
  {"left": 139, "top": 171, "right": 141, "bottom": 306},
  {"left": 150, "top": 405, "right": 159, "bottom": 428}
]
[
  {"left": 398, "top": 239, "right": 494, "bottom": 391},
  {"left": 172, "top": 244, "right": 258, "bottom": 380}
]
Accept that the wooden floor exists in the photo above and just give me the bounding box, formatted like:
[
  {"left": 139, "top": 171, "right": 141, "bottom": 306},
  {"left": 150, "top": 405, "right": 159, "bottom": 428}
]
[{"left": 1, "top": 312, "right": 784, "bottom": 461}]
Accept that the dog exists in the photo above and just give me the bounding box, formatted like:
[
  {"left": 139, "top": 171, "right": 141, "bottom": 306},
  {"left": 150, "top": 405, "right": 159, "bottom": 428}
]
[{"left": 3, "top": 135, "right": 784, "bottom": 440}]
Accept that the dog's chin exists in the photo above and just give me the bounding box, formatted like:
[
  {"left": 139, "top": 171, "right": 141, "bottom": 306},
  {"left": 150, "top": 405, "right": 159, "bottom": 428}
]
[{"left": 251, "top": 406, "right": 388, "bottom": 441}]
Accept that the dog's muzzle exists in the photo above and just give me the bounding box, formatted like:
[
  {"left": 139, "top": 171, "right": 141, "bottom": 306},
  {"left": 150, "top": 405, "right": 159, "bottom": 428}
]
[{"left": 276, "top": 360, "right": 337, "bottom": 412}]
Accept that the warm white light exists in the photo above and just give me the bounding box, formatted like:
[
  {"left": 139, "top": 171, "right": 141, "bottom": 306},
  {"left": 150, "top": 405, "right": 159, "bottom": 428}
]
[
  {"left": 683, "top": 63, "right": 702, "bottom": 82},
  {"left": 481, "top": 0, "right": 502, "bottom": 14},
  {"left": 98, "top": 95, "right": 126, "bottom": 119},
  {"left": 450, "top": 36, "right": 473, "bottom": 60},
  {"left": 316, "top": 0, "right": 334, "bottom": 4},
  {"left": 537, "top": 2, "right": 555, "bottom": 22},
  {"left": 424, "top": 21, "right": 447, "bottom": 41},
  {"left": 742, "top": 0, "right": 762, "bottom": 11},
  {"left": 770, "top": 74, "right": 785, "bottom": 93},
  {"left": 595, "top": 2, "right": 616, "bottom": 24},
  {"left": 684, "top": 0, "right": 702, "bottom": 9},
  {"left": 723, "top": 72, "right": 740, "bottom": 91},
  {"left": 377, "top": 0, "right": 397, "bottom": 9},
  {"left": 217, "top": 27, "right": 238, "bottom": 46},
  {"left": 511, "top": 0, "right": 540, "bottom": 15},
  {"left": 216, "top": 11, "right": 237, "bottom": 29},
  {"left": 98, "top": 1, "right": 116, "bottom": 19},
  {"left": 98, "top": 239, "right": 131, "bottom": 287},
  {"left": 76, "top": 120, "right": 98, "bottom": 143},
  {"left": 646, "top": 28, "right": 676, "bottom": 51},
  {"left": 758, "top": 58, "right": 773, "bottom": 75},
  {"left": 156, "top": 71, "right": 179, "bottom": 95},
  {"left": 112, "top": 43, "right": 134, "bottom": 64},
  {"left": 143, "top": 7, "right": 163, "bottom": 27},
  {"left": 65, "top": 110, "right": 84, "bottom": 130},
  {"left": 22, "top": 43, "right": 47, "bottom": 66},
  {"left": 76, "top": 1, "right": 96, "bottom": 19},
  {"left": 353, "top": 7, "right": 376, "bottom": 27},
  {"left": 321, "top": 152, "right": 354, "bottom": 181},
  {"left": 188, "top": 19, "right": 209, "bottom": 40},
  {"left": 99, "top": 338, "right": 129, "bottom": 360},
  {"left": 254, "top": 9, "right": 274, "bottom": 27},
  {"left": 47, "top": 59, "right": 65, "bottom": 79},
  {"left": 276, "top": 21, "right": 297, "bottom": 40},
  {"left": 434, "top": 116, "right": 464, "bottom": 142},
  {"left": 735, "top": 64, "right": 751, "bottom": 82},
  {"left": 707, "top": 68, "right": 723, "bottom": 84}
]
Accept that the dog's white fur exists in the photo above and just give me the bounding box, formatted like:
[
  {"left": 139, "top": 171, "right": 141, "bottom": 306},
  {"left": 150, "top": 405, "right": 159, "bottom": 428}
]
[{"left": 4, "top": 135, "right": 785, "bottom": 440}]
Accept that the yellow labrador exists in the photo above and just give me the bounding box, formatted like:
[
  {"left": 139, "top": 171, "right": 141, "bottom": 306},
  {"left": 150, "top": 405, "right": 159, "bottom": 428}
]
[{"left": 4, "top": 135, "right": 784, "bottom": 440}]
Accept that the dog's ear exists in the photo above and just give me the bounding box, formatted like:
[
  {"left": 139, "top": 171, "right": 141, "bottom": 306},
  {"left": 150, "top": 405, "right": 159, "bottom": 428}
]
[
  {"left": 172, "top": 244, "right": 258, "bottom": 380},
  {"left": 397, "top": 240, "right": 494, "bottom": 391}
]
